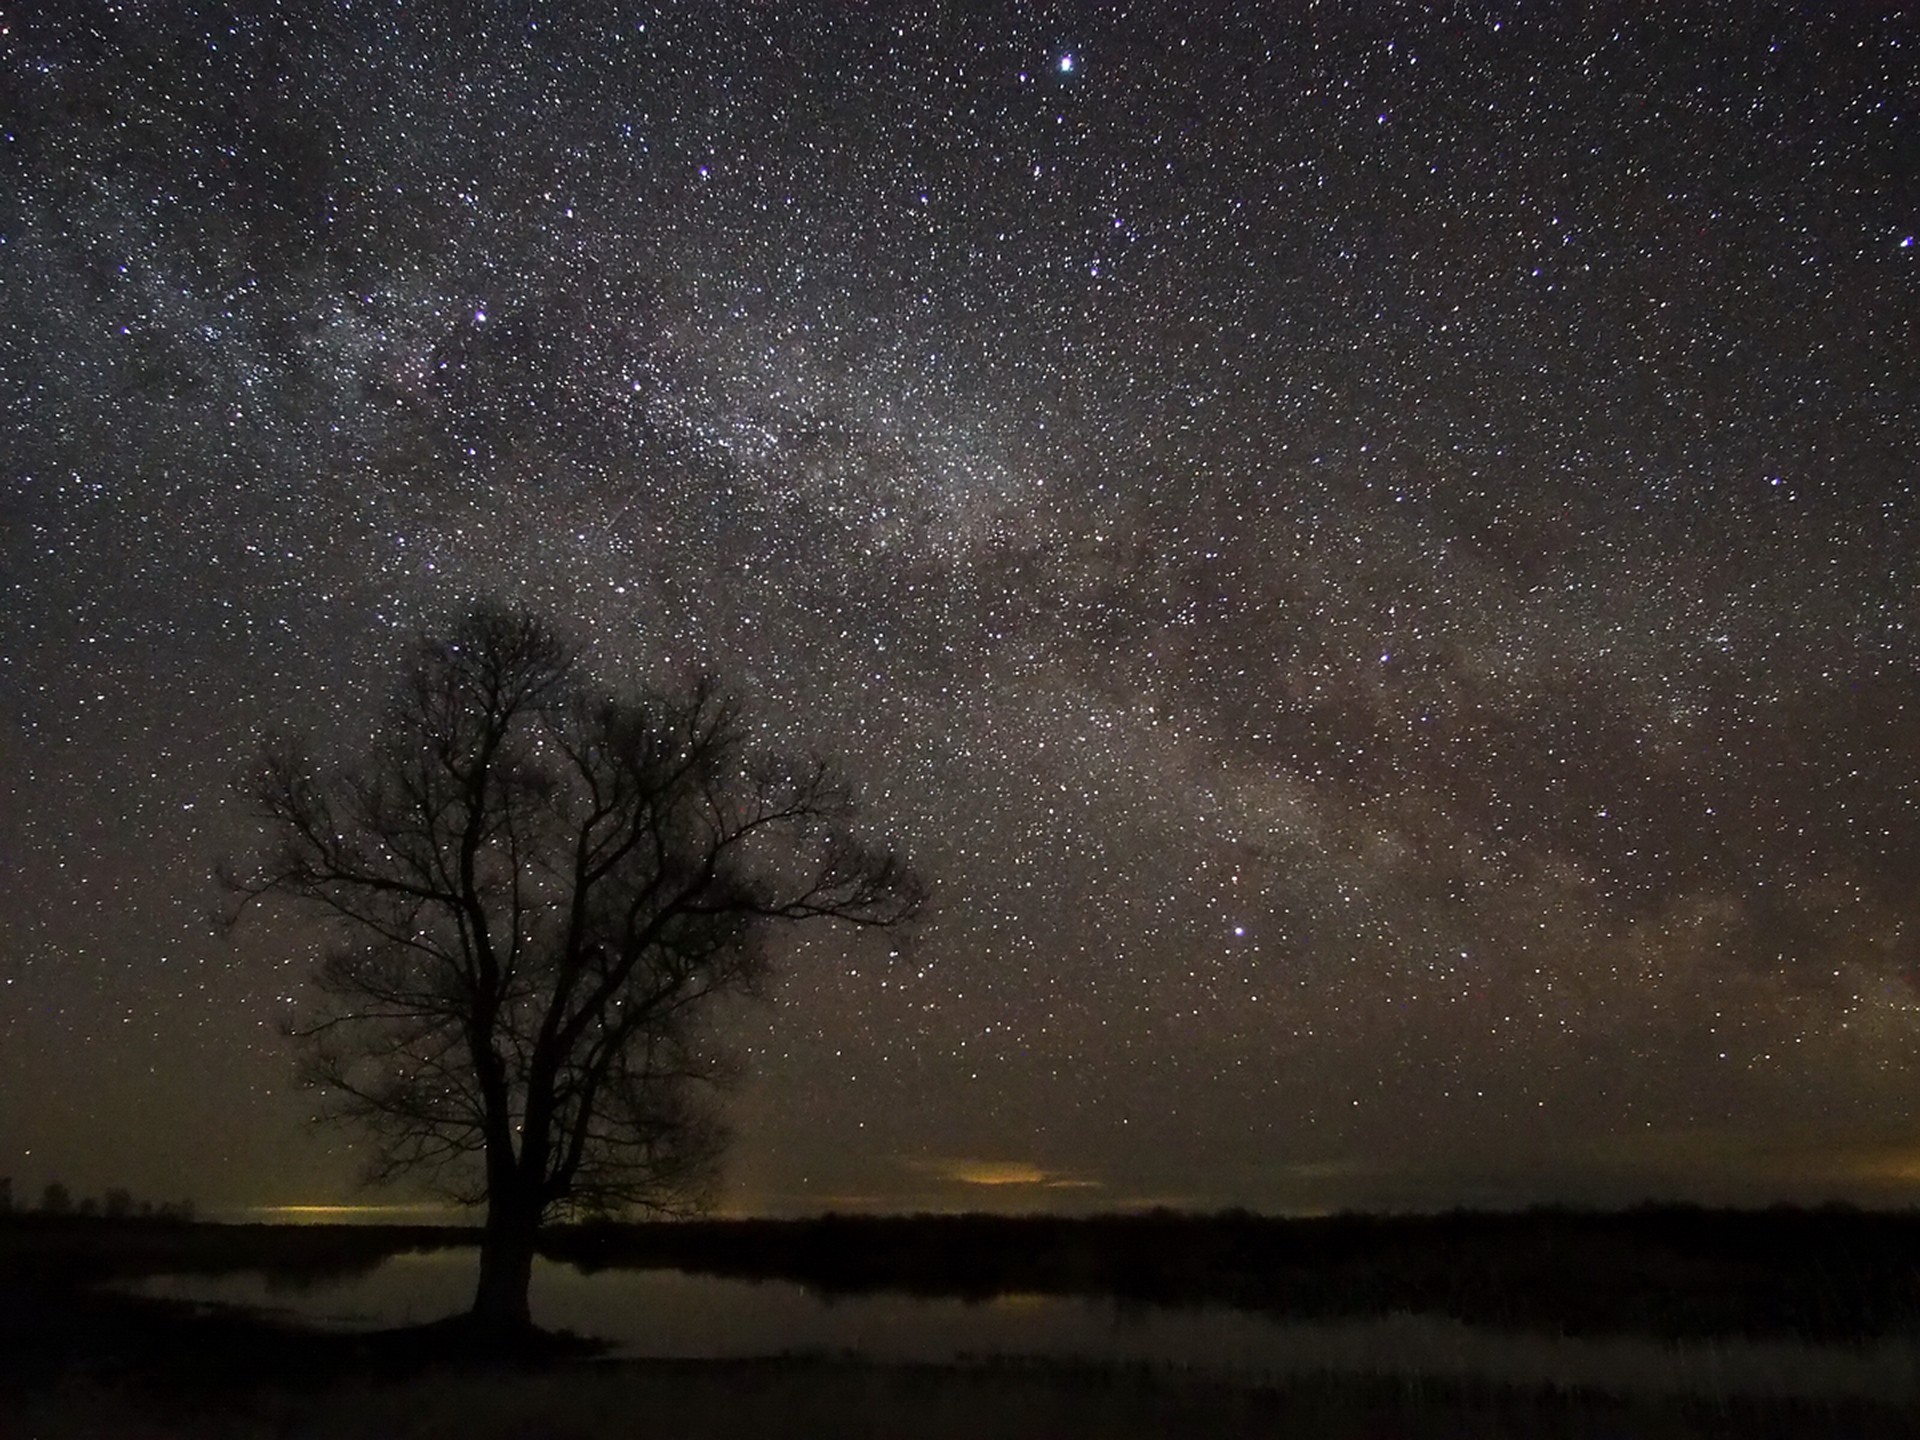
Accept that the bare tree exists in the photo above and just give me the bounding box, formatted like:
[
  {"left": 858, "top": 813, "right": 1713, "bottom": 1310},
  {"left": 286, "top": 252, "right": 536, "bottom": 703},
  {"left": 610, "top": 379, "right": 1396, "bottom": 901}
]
[{"left": 225, "top": 602, "right": 921, "bottom": 1336}]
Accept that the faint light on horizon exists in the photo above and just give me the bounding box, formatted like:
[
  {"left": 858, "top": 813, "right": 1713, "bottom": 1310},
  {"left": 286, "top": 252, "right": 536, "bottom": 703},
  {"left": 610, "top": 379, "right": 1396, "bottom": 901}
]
[
  {"left": 920, "top": 1159, "right": 1104, "bottom": 1189},
  {"left": 243, "top": 1203, "right": 462, "bottom": 1224}
]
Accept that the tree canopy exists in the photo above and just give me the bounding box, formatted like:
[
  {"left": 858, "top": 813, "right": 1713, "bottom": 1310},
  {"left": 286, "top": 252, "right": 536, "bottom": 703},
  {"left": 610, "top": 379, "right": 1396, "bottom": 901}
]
[{"left": 226, "top": 602, "right": 922, "bottom": 1331}]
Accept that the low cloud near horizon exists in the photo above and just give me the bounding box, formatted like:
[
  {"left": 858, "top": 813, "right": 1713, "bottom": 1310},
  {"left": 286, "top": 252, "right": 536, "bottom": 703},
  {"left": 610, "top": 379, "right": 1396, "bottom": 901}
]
[{"left": 911, "top": 1158, "right": 1105, "bottom": 1191}]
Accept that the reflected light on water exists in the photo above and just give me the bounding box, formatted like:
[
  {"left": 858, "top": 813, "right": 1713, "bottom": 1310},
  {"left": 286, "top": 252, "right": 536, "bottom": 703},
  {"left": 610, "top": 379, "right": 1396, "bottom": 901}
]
[{"left": 124, "top": 1252, "right": 1920, "bottom": 1404}]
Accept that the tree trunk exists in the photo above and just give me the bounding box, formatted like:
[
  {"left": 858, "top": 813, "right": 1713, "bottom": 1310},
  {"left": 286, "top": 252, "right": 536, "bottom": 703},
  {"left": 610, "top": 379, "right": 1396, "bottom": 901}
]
[{"left": 470, "top": 1191, "right": 539, "bottom": 1338}]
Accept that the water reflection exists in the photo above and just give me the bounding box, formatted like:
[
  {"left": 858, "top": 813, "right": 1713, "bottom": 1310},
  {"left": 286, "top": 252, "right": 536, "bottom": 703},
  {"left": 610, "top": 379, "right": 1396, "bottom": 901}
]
[{"left": 126, "top": 1250, "right": 1920, "bottom": 1402}]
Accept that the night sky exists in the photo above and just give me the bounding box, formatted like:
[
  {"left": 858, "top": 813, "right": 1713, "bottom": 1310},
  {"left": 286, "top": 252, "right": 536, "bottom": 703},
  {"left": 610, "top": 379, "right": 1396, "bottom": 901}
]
[{"left": 3, "top": 2, "right": 1917, "bottom": 1219}]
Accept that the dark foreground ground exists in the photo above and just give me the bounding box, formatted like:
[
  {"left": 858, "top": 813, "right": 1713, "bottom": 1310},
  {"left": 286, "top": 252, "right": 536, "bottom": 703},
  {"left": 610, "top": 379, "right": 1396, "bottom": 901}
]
[
  {"left": 4, "top": 1208, "right": 1920, "bottom": 1437},
  {"left": 12, "top": 1204, "right": 1920, "bottom": 1338},
  {"left": 4, "top": 1284, "right": 1916, "bottom": 1440}
]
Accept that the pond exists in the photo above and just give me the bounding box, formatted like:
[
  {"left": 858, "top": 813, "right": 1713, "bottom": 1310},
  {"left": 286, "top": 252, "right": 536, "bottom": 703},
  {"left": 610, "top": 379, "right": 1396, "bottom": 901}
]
[{"left": 124, "top": 1250, "right": 1920, "bottom": 1403}]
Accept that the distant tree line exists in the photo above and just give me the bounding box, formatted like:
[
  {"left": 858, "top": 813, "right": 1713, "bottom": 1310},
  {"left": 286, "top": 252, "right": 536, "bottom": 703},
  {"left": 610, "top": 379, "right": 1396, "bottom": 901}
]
[{"left": 0, "top": 1176, "right": 194, "bottom": 1222}]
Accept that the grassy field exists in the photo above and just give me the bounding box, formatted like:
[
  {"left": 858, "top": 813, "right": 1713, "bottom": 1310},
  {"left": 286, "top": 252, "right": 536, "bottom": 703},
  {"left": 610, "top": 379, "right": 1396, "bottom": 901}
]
[{"left": 5, "top": 1207, "right": 1920, "bottom": 1436}]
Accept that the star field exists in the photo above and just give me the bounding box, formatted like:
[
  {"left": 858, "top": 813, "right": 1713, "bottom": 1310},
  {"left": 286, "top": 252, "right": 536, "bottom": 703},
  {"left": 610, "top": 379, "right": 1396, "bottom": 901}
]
[{"left": 2, "top": 1, "right": 1917, "bottom": 1215}]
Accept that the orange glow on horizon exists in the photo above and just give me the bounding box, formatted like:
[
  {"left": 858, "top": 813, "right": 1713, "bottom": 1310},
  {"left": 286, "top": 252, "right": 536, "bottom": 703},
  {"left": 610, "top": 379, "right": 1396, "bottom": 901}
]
[
  {"left": 244, "top": 1203, "right": 462, "bottom": 1223},
  {"left": 921, "top": 1159, "right": 1105, "bottom": 1189}
]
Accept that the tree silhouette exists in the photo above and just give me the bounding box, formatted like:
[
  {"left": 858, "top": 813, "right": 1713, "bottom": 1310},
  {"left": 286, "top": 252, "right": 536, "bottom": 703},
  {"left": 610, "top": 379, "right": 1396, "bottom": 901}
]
[{"left": 226, "top": 602, "right": 922, "bottom": 1335}]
